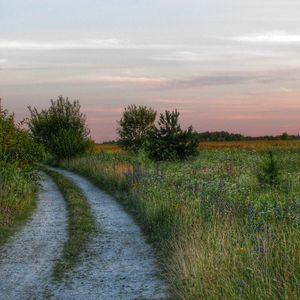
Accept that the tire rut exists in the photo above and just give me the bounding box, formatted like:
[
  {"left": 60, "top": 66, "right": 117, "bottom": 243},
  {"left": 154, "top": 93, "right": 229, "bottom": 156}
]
[
  {"left": 50, "top": 168, "right": 168, "bottom": 300},
  {"left": 0, "top": 173, "right": 68, "bottom": 300}
]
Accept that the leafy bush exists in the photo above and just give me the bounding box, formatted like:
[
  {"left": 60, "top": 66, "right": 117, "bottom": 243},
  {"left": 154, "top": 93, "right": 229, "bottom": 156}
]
[
  {"left": 28, "top": 96, "right": 91, "bottom": 160},
  {"left": 0, "top": 100, "right": 41, "bottom": 244},
  {"left": 117, "top": 104, "right": 156, "bottom": 153},
  {"left": 0, "top": 100, "right": 43, "bottom": 168},
  {"left": 145, "top": 109, "right": 198, "bottom": 161}
]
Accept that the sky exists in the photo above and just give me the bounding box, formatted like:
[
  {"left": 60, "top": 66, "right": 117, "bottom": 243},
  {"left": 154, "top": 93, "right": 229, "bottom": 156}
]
[{"left": 0, "top": 0, "right": 300, "bottom": 141}]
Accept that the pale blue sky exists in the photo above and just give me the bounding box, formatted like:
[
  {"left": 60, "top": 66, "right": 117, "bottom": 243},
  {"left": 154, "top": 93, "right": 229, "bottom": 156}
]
[{"left": 1, "top": 0, "right": 300, "bottom": 141}]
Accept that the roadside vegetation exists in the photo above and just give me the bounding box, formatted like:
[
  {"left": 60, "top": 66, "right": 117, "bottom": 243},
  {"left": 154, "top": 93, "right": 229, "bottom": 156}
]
[
  {"left": 59, "top": 104, "right": 300, "bottom": 299},
  {"left": 28, "top": 96, "right": 91, "bottom": 161},
  {"left": 1, "top": 97, "right": 299, "bottom": 298},
  {"left": 46, "top": 169, "right": 97, "bottom": 281},
  {"left": 61, "top": 148, "right": 300, "bottom": 299},
  {"left": 0, "top": 100, "right": 43, "bottom": 246}
]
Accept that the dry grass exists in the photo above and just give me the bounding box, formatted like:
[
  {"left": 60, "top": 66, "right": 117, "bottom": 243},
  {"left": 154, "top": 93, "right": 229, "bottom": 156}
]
[
  {"left": 92, "top": 143, "right": 122, "bottom": 153},
  {"left": 199, "top": 140, "right": 300, "bottom": 150},
  {"left": 93, "top": 140, "right": 300, "bottom": 153}
]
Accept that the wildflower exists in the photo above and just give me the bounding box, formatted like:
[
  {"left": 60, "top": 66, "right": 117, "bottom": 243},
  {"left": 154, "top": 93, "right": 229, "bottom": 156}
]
[{"left": 239, "top": 247, "right": 246, "bottom": 253}]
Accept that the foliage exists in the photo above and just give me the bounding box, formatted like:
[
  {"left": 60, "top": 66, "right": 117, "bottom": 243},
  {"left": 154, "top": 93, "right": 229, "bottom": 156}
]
[
  {"left": 117, "top": 104, "right": 156, "bottom": 153},
  {"left": 0, "top": 101, "right": 43, "bottom": 168},
  {"left": 197, "top": 131, "right": 245, "bottom": 141},
  {"left": 61, "top": 148, "right": 300, "bottom": 299},
  {"left": 28, "top": 96, "right": 91, "bottom": 160},
  {"left": 0, "top": 100, "right": 40, "bottom": 245},
  {"left": 196, "top": 131, "right": 300, "bottom": 142},
  {"left": 145, "top": 109, "right": 198, "bottom": 161},
  {"left": 257, "top": 151, "right": 282, "bottom": 187}
]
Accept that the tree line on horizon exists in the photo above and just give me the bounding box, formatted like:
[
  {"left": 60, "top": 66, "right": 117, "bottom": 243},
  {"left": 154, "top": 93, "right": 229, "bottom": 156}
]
[
  {"left": 104, "top": 129, "right": 299, "bottom": 144},
  {"left": 1, "top": 96, "right": 299, "bottom": 163}
]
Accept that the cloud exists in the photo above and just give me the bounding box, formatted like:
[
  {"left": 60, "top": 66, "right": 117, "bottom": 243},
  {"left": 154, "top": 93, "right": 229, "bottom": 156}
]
[
  {"left": 0, "top": 39, "right": 180, "bottom": 50},
  {"left": 0, "top": 73, "right": 168, "bottom": 87},
  {"left": 232, "top": 31, "right": 300, "bottom": 43},
  {"left": 167, "top": 69, "right": 300, "bottom": 89},
  {"left": 0, "top": 59, "right": 7, "bottom": 64},
  {"left": 152, "top": 51, "right": 201, "bottom": 62},
  {"left": 70, "top": 69, "right": 300, "bottom": 89},
  {"left": 61, "top": 75, "right": 168, "bottom": 86},
  {"left": 92, "top": 75, "right": 167, "bottom": 85}
]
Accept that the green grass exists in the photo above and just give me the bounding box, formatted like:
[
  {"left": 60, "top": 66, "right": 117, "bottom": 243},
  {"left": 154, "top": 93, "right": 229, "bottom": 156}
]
[
  {"left": 0, "top": 162, "right": 37, "bottom": 247},
  {"left": 46, "top": 169, "right": 97, "bottom": 281},
  {"left": 61, "top": 149, "right": 300, "bottom": 299}
]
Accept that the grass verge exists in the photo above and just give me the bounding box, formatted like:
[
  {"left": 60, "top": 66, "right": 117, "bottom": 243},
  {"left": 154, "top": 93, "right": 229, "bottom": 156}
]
[
  {"left": 60, "top": 150, "right": 300, "bottom": 299},
  {"left": 46, "top": 169, "right": 97, "bottom": 281},
  {"left": 0, "top": 192, "right": 36, "bottom": 247},
  {"left": 0, "top": 163, "right": 38, "bottom": 248}
]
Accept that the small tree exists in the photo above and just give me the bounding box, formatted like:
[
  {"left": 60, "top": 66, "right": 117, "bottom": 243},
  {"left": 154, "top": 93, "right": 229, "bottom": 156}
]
[
  {"left": 257, "top": 151, "right": 282, "bottom": 187},
  {"left": 145, "top": 109, "right": 198, "bottom": 161},
  {"left": 28, "top": 96, "right": 90, "bottom": 160},
  {"left": 117, "top": 104, "right": 156, "bottom": 153}
]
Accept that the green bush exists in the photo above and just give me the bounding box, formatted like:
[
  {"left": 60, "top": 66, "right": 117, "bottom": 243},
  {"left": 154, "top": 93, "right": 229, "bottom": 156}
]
[
  {"left": 28, "top": 96, "right": 91, "bottom": 160},
  {"left": 257, "top": 151, "right": 282, "bottom": 187},
  {"left": 0, "top": 100, "right": 43, "bottom": 168},
  {"left": 117, "top": 104, "right": 156, "bottom": 153},
  {"left": 0, "top": 100, "right": 42, "bottom": 244},
  {"left": 145, "top": 109, "right": 198, "bottom": 161}
]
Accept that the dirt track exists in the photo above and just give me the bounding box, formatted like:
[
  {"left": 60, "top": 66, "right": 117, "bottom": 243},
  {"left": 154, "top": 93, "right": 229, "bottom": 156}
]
[
  {"left": 0, "top": 174, "right": 67, "bottom": 299},
  {"left": 0, "top": 170, "right": 167, "bottom": 300},
  {"left": 50, "top": 168, "right": 167, "bottom": 299}
]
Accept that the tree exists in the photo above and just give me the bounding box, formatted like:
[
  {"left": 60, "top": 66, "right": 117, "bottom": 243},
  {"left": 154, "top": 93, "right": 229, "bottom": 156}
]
[
  {"left": 257, "top": 151, "right": 282, "bottom": 187},
  {"left": 28, "top": 96, "right": 91, "bottom": 160},
  {"left": 281, "top": 132, "right": 289, "bottom": 140},
  {"left": 117, "top": 104, "right": 156, "bottom": 152},
  {"left": 145, "top": 109, "right": 198, "bottom": 161}
]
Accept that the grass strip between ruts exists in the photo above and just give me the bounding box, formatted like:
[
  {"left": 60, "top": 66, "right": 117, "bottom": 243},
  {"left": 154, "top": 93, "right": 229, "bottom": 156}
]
[{"left": 46, "top": 169, "right": 97, "bottom": 281}]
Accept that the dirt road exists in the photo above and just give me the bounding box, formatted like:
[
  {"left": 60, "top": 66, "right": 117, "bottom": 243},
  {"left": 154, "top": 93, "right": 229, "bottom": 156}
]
[{"left": 0, "top": 170, "right": 167, "bottom": 299}]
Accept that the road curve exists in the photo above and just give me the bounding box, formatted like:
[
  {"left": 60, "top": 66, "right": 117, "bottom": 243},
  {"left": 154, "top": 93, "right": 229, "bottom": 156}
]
[
  {"left": 50, "top": 168, "right": 168, "bottom": 300},
  {"left": 0, "top": 174, "right": 68, "bottom": 300}
]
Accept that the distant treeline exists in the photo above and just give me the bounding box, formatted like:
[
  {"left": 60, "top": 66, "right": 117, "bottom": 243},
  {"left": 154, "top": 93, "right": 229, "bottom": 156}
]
[
  {"left": 196, "top": 131, "right": 300, "bottom": 142},
  {"left": 103, "top": 131, "right": 300, "bottom": 144}
]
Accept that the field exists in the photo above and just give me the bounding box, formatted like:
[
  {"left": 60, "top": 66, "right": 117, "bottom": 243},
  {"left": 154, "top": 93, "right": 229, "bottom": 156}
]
[
  {"left": 61, "top": 143, "right": 300, "bottom": 299},
  {"left": 94, "top": 140, "right": 300, "bottom": 153}
]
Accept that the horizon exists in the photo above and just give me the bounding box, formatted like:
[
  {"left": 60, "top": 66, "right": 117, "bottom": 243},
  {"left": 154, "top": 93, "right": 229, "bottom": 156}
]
[{"left": 1, "top": 1, "right": 300, "bottom": 142}]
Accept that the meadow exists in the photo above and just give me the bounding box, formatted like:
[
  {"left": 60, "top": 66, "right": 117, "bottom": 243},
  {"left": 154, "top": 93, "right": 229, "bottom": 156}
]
[{"left": 61, "top": 143, "right": 300, "bottom": 299}]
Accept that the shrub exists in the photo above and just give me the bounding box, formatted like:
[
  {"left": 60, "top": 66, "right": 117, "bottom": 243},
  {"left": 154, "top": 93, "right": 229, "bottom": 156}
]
[
  {"left": 257, "top": 150, "right": 282, "bottom": 187},
  {"left": 28, "top": 96, "right": 91, "bottom": 160},
  {"left": 0, "top": 100, "right": 43, "bottom": 168},
  {"left": 117, "top": 104, "right": 156, "bottom": 153},
  {"left": 0, "top": 100, "right": 41, "bottom": 243},
  {"left": 145, "top": 109, "right": 198, "bottom": 161}
]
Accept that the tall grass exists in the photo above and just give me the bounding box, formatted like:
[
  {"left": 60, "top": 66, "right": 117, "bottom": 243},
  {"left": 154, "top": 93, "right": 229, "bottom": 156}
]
[
  {"left": 61, "top": 149, "right": 300, "bottom": 299},
  {"left": 0, "top": 102, "right": 42, "bottom": 246},
  {"left": 0, "top": 161, "right": 37, "bottom": 246}
]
